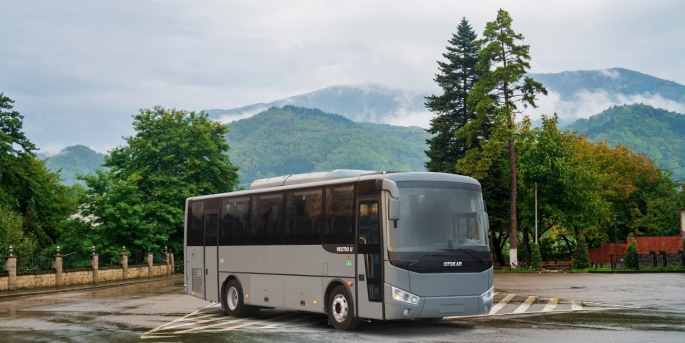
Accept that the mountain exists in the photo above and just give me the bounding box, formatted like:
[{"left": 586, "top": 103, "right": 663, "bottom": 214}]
[
  {"left": 566, "top": 104, "right": 685, "bottom": 180},
  {"left": 205, "top": 84, "right": 428, "bottom": 125},
  {"left": 529, "top": 68, "right": 685, "bottom": 103},
  {"left": 39, "top": 145, "right": 105, "bottom": 185},
  {"left": 225, "top": 106, "right": 429, "bottom": 184}
]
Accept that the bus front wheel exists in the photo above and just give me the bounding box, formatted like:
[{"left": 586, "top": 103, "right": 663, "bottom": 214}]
[
  {"left": 328, "top": 285, "right": 360, "bottom": 331},
  {"left": 223, "top": 279, "right": 256, "bottom": 317}
]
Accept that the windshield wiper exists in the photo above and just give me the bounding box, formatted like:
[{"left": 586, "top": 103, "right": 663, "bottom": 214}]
[{"left": 407, "top": 253, "right": 451, "bottom": 267}]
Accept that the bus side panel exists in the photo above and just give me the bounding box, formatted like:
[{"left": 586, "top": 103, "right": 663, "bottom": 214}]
[
  {"left": 283, "top": 276, "right": 324, "bottom": 313},
  {"left": 249, "top": 274, "right": 284, "bottom": 307},
  {"left": 186, "top": 245, "right": 205, "bottom": 299},
  {"left": 356, "top": 254, "right": 383, "bottom": 320}
]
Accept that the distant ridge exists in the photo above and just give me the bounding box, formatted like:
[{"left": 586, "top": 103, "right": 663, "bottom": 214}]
[{"left": 39, "top": 145, "right": 105, "bottom": 185}]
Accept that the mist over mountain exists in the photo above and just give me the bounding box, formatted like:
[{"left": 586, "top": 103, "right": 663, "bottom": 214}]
[
  {"left": 567, "top": 104, "right": 685, "bottom": 180},
  {"left": 38, "top": 145, "right": 106, "bottom": 185},
  {"left": 205, "top": 84, "right": 429, "bottom": 126},
  {"left": 205, "top": 68, "right": 685, "bottom": 129}
]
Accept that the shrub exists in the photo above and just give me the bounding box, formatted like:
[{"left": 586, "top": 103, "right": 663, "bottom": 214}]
[
  {"left": 572, "top": 237, "right": 590, "bottom": 269},
  {"left": 625, "top": 235, "right": 639, "bottom": 269},
  {"left": 530, "top": 242, "right": 542, "bottom": 269}
]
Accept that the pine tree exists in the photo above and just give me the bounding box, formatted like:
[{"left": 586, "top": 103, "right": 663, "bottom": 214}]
[
  {"left": 530, "top": 242, "right": 542, "bottom": 269},
  {"left": 456, "top": 9, "right": 547, "bottom": 268},
  {"left": 425, "top": 18, "right": 483, "bottom": 173},
  {"left": 625, "top": 235, "right": 639, "bottom": 269}
]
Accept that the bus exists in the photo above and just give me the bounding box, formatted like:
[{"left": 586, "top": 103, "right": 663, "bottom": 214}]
[{"left": 184, "top": 170, "right": 494, "bottom": 330}]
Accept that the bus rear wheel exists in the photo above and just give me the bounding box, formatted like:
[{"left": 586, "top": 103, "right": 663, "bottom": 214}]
[
  {"left": 328, "top": 285, "right": 360, "bottom": 331},
  {"left": 223, "top": 279, "right": 256, "bottom": 317}
]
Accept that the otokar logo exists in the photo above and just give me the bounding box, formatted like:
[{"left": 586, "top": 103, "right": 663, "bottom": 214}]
[{"left": 444, "top": 261, "right": 463, "bottom": 267}]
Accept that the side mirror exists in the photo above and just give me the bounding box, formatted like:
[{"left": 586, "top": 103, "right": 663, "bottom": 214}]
[{"left": 388, "top": 198, "right": 400, "bottom": 221}]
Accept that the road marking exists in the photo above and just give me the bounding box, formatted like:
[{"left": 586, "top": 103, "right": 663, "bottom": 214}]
[
  {"left": 512, "top": 296, "right": 537, "bottom": 314},
  {"left": 542, "top": 298, "right": 559, "bottom": 312},
  {"left": 489, "top": 293, "right": 516, "bottom": 315},
  {"left": 572, "top": 300, "right": 583, "bottom": 311},
  {"left": 493, "top": 292, "right": 500, "bottom": 296}
]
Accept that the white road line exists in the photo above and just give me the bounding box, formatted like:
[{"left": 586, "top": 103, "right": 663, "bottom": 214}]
[
  {"left": 542, "top": 298, "right": 559, "bottom": 312},
  {"left": 572, "top": 300, "right": 583, "bottom": 311},
  {"left": 493, "top": 292, "right": 500, "bottom": 296},
  {"left": 208, "top": 314, "right": 294, "bottom": 332},
  {"left": 512, "top": 296, "right": 537, "bottom": 314},
  {"left": 489, "top": 293, "right": 516, "bottom": 315},
  {"left": 142, "top": 303, "right": 215, "bottom": 336}
]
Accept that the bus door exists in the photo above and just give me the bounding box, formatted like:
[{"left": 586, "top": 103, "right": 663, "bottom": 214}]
[
  {"left": 356, "top": 198, "right": 383, "bottom": 319},
  {"left": 204, "top": 211, "right": 219, "bottom": 302}
]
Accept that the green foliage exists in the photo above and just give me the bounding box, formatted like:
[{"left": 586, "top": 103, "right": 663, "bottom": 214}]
[
  {"left": 80, "top": 107, "right": 240, "bottom": 253},
  {"left": 530, "top": 242, "right": 542, "bottom": 269},
  {"left": 0, "top": 93, "right": 78, "bottom": 252},
  {"left": 425, "top": 17, "right": 483, "bottom": 173},
  {"left": 225, "top": 106, "right": 428, "bottom": 184},
  {"left": 625, "top": 235, "right": 639, "bottom": 269},
  {"left": 39, "top": 145, "right": 106, "bottom": 185},
  {"left": 573, "top": 237, "right": 590, "bottom": 269},
  {"left": 567, "top": 104, "right": 685, "bottom": 181}
]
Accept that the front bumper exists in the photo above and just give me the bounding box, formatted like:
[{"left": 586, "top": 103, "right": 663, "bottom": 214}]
[{"left": 384, "top": 289, "right": 493, "bottom": 320}]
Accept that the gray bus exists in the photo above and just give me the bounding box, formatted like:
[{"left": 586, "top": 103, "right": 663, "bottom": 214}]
[{"left": 184, "top": 170, "right": 494, "bottom": 330}]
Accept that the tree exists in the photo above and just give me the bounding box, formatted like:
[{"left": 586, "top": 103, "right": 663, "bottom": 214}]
[
  {"left": 1, "top": 93, "right": 76, "bottom": 251},
  {"left": 530, "top": 242, "right": 541, "bottom": 270},
  {"left": 625, "top": 235, "right": 639, "bottom": 269},
  {"left": 425, "top": 18, "right": 483, "bottom": 173},
  {"left": 81, "top": 107, "right": 240, "bottom": 253},
  {"left": 572, "top": 237, "right": 590, "bottom": 269},
  {"left": 457, "top": 9, "right": 547, "bottom": 268}
]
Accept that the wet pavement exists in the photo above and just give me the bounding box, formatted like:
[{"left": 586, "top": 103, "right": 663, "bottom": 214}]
[{"left": 0, "top": 273, "right": 683, "bottom": 342}]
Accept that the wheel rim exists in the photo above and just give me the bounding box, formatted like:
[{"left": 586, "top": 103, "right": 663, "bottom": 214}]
[
  {"left": 331, "top": 294, "right": 348, "bottom": 323},
  {"left": 227, "top": 286, "right": 239, "bottom": 311}
]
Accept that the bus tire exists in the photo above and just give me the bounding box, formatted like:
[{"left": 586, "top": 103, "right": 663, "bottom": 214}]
[
  {"left": 224, "top": 279, "right": 250, "bottom": 317},
  {"left": 328, "top": 285, "right": 360, "bottom": 331}
]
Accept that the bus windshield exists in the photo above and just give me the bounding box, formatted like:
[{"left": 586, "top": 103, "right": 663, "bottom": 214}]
[{"left": 390, "top": 181, "right": 488, "bottom": 253}]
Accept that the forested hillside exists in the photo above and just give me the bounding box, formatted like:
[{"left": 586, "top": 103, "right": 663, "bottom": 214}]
[
  {"left": 39, "top": 145, "right": 105, "bottom": 185},
  {"left": 225, "top": 106, "right": 429, "bottom": 184},
  {"left": 567, "top": 104, "right": 685, "bottom": 180}
]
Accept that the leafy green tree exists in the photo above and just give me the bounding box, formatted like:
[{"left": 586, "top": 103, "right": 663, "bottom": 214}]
[
  {"left": 1, "top": 93, "right": 76, "bottom": 251},
  {"left": 425, "top": 17, "right": 483, "bottom": 173},
  {"left": 81, "top": 107, "right": 240, "bottom": 253},
  {"left": 572, "top": 237, "right": 590, "bottom": 269},
  {"left": 625, "top": 235, "right": 639, "bottom": 269},
  {"left": 530, "top": 242, "right": 541, "bottom": 269},
  {"left": 457, "top": 9, "right": 547, "bottom": 268}
]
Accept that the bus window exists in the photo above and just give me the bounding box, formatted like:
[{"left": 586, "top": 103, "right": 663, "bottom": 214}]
[
  {"left": 251, "top": 193, "right": 284, "bottom": 245},
  {"left": 220, "top": 197, "right": 250, "bottom": 246},
  {"left": 285, "top": 188, "right": 323, "bottom": 245},
  {"left": 323, "top": 185, "right": 354, "bottom": 244},
  {"left": 187, "top": 201, "right": 204, "bottom": 246}
]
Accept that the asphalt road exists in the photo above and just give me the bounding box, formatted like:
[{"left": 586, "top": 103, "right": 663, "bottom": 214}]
[{"left": 0, "top": 272, "right": 683, "bottom": 342}]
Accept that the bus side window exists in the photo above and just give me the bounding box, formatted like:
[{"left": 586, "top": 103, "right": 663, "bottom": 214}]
[
  {"left": 187, "top": 201, "right": 205, "bottom": 246},
  {"left": 323, "top": 185, "right": 354, "bottom": 244},
  {"left": 251, "top": 193, "right": 283, "bottom": 245},
  {"left": 285, "top": 188, "right": 323, "bottom": 245},
  {"left": 221, "top": 197, "right": 250, "bottom": 246}
]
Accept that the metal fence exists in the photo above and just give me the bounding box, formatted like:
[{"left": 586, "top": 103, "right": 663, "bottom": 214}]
[
  {"left": 99, "top": 252, "right": 121, "bottom": 268},
  {"left": 611, "top": 252, "right": 684, "bottom": 270},
  {"left": 63, "top": 252, "right": 91, "bottom": 270},
  {"left": 17, "top": 254, "right": 53, "bottom": 272},
  {"left": 128, "top": 252, "right": 148, "bottom": 266}
]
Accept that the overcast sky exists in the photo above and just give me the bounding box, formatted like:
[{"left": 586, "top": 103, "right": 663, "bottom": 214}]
[{"left": 1, "top": 0, "right": 684, "bottom": 154}]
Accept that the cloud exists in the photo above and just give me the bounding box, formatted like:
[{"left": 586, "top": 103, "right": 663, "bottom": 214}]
[{"left": 528, "top": 89, "right": 685, "bottom": 124}]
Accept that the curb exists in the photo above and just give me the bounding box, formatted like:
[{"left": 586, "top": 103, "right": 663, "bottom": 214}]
[{"left": 0, "top": 274, "right": 183, "bottom": 300}]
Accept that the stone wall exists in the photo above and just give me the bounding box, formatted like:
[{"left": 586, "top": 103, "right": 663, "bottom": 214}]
[{"left": 1, "top": 253, "right": 174, "bottom": 292}]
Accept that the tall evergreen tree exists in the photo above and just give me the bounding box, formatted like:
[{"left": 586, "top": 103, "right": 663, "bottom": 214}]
[
  {"left": 424, "top": 18, "right": 483, "bottom": 173},
  {"left": 456, "top": 9, "right": 547, "bottom": 268}
]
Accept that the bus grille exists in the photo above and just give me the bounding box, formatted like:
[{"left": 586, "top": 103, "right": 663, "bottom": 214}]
[{"left": 191, "top": 268, "right": 203, "bottom": 294}]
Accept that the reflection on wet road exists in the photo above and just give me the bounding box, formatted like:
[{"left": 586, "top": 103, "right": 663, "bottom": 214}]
[{"left": 0, "top": 273, "right": 683, "bottom": 342}]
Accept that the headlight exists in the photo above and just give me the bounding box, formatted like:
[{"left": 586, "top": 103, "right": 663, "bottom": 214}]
[
  {"left": 481, "top": 286, "right": 494, "bottom": 302},
  {"left": 392, "top": 286, "right": 419, "bottom": 305}
]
